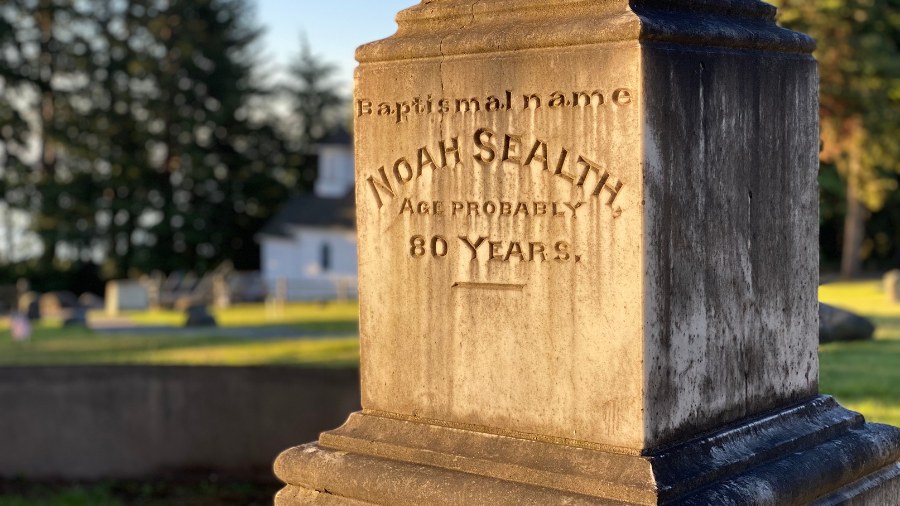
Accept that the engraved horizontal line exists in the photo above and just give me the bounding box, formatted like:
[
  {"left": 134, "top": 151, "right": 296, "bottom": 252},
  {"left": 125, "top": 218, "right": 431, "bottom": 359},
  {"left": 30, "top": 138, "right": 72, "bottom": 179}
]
[{"left": 452, "top": 282, "right": 525, "bottom": 291}]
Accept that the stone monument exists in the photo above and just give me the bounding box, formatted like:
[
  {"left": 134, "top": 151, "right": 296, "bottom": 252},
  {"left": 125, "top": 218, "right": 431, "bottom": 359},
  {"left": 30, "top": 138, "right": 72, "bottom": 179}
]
[{"left": 275, "top": 1, "right": 900, "bottom": 503}]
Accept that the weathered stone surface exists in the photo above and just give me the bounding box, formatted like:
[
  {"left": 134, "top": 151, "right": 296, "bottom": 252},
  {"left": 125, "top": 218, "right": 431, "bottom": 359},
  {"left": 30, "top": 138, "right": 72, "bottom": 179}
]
[
  {"left": 275, "top": 397, "right": 900, "bottom": 505},
  {"left": 353, "top": 0, "right": 816, "bottom": 452},
  {"left": 275, "top": 0, "right": 900, "bottom": 503},
  {"left": 819, "top": 302, "right": 876, "bottom": 344}
]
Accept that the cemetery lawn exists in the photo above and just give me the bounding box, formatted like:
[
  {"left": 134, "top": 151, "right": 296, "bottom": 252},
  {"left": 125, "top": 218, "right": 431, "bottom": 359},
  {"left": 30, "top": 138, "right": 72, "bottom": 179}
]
[
  {"left": 0, "top": 477, "right": 277, "bottom": 506},
  {"left": 0, "top": 302, "right": 360, "bottom": 367},
  {"left": 819, "top": 280, "right": 900, "bottom": 427},
  {"left": 1, "top": 287, "right": 898, "bottom": 427}
]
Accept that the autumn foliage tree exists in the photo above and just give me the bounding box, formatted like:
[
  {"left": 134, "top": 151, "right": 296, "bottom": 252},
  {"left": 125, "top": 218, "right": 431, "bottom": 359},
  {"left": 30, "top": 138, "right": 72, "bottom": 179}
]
[{"left": 775, "top": 0, "right": 900, "bottom": 278}]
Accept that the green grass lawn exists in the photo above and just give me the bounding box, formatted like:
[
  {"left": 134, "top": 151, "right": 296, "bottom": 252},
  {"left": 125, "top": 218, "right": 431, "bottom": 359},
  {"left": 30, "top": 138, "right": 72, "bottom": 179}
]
[
  {"left": 819, "top": 280, "right": 900, "bottom": 427},
  {"left": 109, "top": 300, "right": 361, "bottom": 328},
  {"left": 0, "top": 301, "right": 360, "bottom": 367},
  {"left": 0, "top": 478, "right": 276, "bottom": 506},
  {"left": 0, "top": 289, "right": 898, "bottom": 427}
]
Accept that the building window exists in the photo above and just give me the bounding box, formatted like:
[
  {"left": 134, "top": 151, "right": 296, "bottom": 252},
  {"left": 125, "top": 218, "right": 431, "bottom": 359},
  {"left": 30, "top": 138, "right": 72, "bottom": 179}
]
[{"left": 320, "top": 242, "right": 331, "bottom": 272}]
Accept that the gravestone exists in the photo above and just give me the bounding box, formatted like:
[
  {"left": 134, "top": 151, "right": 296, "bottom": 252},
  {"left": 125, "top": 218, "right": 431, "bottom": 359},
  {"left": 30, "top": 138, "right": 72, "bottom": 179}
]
[
  {"left": 885, "top": 269, "right": 900, "bottom": 304},
  {"left": 819, "top": 302, "right": 876, "bottom": 343},
  {"left": 275, "top": 1, "right": 900, "bottom": 504},
  {"left": 38, "top": 292, "right": 79, "bottom": 321},
  {"left": 105, "top": 280, "right": 149, "bottom": 316},
  {"left": 184, "top": 304, "right": 217, "bottom": 327}
]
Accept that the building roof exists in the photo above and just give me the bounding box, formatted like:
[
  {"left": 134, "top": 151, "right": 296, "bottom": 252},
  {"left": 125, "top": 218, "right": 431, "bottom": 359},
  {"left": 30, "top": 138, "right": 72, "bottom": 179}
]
[
  {"left": 258, "top": 191, "right": 356, "bottom": 238},
  {"left": 319, "top": 126, "right": 352, "bottom": 146}
]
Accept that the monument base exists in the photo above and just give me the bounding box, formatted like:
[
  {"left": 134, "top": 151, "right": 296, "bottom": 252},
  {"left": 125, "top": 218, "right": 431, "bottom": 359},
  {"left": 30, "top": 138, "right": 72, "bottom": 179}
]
[{"left": 275, "top": 396, "right": 900, "bottom": 505}]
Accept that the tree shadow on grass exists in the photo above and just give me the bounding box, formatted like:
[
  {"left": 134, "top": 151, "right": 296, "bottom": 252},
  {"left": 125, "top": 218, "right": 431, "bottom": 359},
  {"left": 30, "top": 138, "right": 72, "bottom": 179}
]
[{"left": 0, "top": 326, "right": 360, "bottom": 367}]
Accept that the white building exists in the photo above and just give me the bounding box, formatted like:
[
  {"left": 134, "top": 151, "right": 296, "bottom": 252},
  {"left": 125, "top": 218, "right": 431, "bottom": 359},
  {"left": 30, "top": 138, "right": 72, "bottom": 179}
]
[{"left": 257, "top": 129, "right": 358, "bottom": 300}]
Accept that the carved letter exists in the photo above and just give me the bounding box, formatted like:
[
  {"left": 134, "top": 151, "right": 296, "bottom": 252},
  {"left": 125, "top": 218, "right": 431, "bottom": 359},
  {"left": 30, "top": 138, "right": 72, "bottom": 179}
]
[
  {"left": 555, "top": 241, "right": 571, "bottom": 261},
  {"left": 597, "top": 178, "right": 625, "bottom": 206},
  {"left": 399, "top": 198, "right": 414, "bottom": 215},
  {"left": 502, "top": 134, "right": 523, "bottom": 166},
  {"left": 549, "top": 91, "right": 566, "bottom": 108},
  {"left": 489, "top": 241, "right": 503, "bottom": 261},
  {"left": 440, "top": 137, "right": 461, "bottom": 169},
  {"left": 505, "top": 242, "right": 525, "bottom": 262},
  {"left": 395, "top": 101, "right": 411, "bottom": 123},
  {"left": 529, "top": 242, "right": 547, "bottom": 262},
  {"left": 576, "top": 155, "right": 603, "bottom": 187},
  {"left": 564, "top": 202, "right": 584, "bottom": 218},
  {"left": 572, "top": 91, "right": 592, "bottom": 107},
  {"left": 456, "top": 98, "right": 481, "bottom": 113},
  {"left": 459, "top": 236, "right": 487, "bottom": 261},
  {"left": 474, "top": 127, "right": 497, "bottom": 164},
  {"left": 357, "top": 99, "right": 372, "bottom": 117},
  {"left": 366, "top": 166, "right": 395, "bottom": 208},
  {"left": 554, "top": 148, "right": 575, "bottom": 182},
  {"left": 417, "top": 146, "right": 438, "bottom": 176},
  {"left": 393, "top": 158, "right": 414, "bottom": 183},
  {"left": 523, "top": 94, "right": 541, "bottom": 109},
  {"left": 613, "top": 88, "right": 633, "bottom": 106},
  {"left": 524, "top": 140, "right": 549, "bottom": 171}
]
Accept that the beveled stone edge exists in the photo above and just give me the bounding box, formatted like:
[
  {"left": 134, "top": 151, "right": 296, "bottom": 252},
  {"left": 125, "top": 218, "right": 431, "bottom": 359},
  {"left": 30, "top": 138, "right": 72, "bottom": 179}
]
[
  {"left": 274, "top": 397, "right": 900, "bottom": 505},
  {"left": 274, "top": 443, "right": 623, "bottom": 506},
  {"left": 355, "top": 0, "right": 814, "bottom": 63},
  {"left": 674, "top": 423, "right": 900, "bottom": 505},
  {"left": 811, "top": 462, "right": 900, "bottom": 506},
  {"left": 648, "top": 396, "right": 863, "bottom": 499},
  {"left": 317, "top": 411, "right": 657, "bottom": 504}
]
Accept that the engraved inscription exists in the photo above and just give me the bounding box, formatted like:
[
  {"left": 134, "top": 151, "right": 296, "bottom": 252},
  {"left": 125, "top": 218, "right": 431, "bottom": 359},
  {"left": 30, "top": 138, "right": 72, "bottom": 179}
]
[
  {"left": 398, "top": 199, "right": 586, "bottom": 220},
  {"left": 365, "top": 127, "right": 625, "bottom": 211},
  {"left": 408, "top": 235, "right": 581, "bottom": 264},
  {"left": 357, "top": 88, "right": 634, "bottom": 124}
]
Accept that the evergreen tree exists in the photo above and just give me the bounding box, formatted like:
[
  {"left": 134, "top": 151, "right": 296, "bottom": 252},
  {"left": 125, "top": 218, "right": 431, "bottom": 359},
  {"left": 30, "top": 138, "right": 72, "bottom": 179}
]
[
  {"left": 0, "top": 0, "right": 293, "bottom": 282},
  {"left": 142, "top": 0, "right": 289, "bottom": 273},
  {"left": 0, "top": 0, "right": 101, "bottom": 274},
  {"left": 0, "top": 5, "right": 35, "bottom": 265},
  {"left": 285, "top": 39, "right": 345, "bottom": 151}
]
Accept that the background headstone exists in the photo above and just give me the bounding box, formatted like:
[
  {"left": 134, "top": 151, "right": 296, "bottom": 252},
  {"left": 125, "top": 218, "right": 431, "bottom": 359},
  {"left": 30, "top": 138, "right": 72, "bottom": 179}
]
[
  {"left": 819, "top": 302, "right": 876, "bottom": 343},
  {"left": 39, "top": 292, "right": 80, "bottom": 321},
  {"left": 885, "top": 270, "right": 900, "bottom": 304},
  {"left": 105, "top": 280, "right": 149, "bottom": 317},
  {"left": 184, "top": 304, "right": 217, "bottom": 327}
]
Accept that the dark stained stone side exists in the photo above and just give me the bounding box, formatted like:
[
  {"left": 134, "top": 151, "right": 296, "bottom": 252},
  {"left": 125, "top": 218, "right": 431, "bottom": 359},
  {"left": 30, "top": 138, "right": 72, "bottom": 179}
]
[{"left": 642, "top": 42, "right": 820, "bottom": 448}]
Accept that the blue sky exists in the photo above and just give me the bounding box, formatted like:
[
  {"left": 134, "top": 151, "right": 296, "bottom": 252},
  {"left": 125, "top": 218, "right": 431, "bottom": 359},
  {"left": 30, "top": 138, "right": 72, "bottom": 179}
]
[{"left": 256, "top": 0, "right": 417, "bottom": 91}]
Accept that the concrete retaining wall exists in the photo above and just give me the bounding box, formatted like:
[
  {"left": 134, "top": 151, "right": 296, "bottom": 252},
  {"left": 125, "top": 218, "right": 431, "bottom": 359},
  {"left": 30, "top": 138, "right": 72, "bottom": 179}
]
[{"left": 0, "top": 366, "right": 360, "bottom": 480}]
